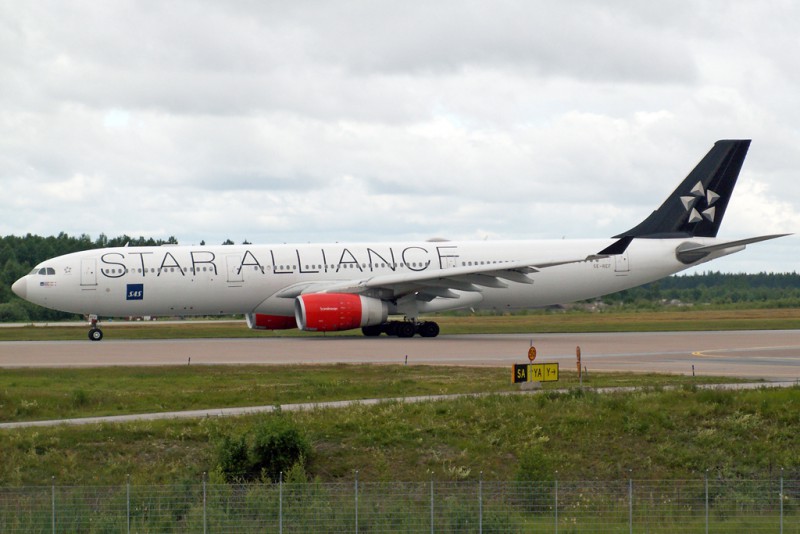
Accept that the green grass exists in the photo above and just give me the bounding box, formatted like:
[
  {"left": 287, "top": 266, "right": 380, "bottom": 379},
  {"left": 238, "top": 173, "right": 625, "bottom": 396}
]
[
  {"left": 0, "top": 365, "right": 742, "bottom": 423},
  {"left": 2, "top": 307, "right": 800, "bottom": 340},
  {"left": 1, "top": 385, "right": 798, "bottom": 486},
  {"left": 0, "top": 364, "right": 795, "bottom": 487}
]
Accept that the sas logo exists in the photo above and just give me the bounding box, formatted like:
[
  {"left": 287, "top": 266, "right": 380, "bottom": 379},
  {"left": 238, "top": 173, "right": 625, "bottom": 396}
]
[{"left": 126, "top": 284, "right": 144, "bottom": 301}]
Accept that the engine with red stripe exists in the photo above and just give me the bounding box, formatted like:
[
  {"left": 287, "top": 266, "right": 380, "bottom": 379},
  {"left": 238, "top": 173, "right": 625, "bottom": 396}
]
[{"left": 294, "top": 293, "right": 388, "bottom": 332}]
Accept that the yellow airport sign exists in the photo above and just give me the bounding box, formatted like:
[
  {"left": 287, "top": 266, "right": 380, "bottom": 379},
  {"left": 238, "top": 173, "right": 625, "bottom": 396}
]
[{"left": 512, "top": 362, "right": 559, "bottom": 383}]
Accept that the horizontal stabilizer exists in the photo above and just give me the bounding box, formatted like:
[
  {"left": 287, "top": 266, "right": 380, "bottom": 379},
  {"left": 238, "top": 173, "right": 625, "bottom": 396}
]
[{"left": 675, "top": 234, "right": 790, "bottom": 264}]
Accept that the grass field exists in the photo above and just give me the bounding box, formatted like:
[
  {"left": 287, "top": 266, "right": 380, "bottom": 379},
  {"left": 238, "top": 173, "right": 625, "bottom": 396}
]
[
  {"left": 0, "top": 365, "right": 743, "bottom": 423},
  {"left": 0, "top": 364, "right": 796, "bottom": 486},
  {"left": 2, "top": 307, "right": 800, "bottom": 341}
]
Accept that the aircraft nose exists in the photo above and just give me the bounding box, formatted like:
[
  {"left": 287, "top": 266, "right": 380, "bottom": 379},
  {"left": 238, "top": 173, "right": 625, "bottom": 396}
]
[{"left": 11, "top": 277, "right": 27, "bottom": 300}]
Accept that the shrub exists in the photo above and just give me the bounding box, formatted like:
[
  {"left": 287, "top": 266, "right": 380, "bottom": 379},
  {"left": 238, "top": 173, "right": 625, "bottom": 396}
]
[
  {"left": 0, "top": 302, "right": 30, "bottom": 322},
  {"left": 250, "top": 417, "right": 311, "bottom": 482},
  {"left": 214, "top": 416, "right": 311, "bottom": 483},
  {"left": 216, "top": 433, "right": 250, "bottom": 481}
]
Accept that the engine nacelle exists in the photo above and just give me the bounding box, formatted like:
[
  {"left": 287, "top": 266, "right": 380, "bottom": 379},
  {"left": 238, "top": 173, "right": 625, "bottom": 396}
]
[
  {"left": 246, "top": 313, "right": 298, "bottom": 330},
  {"left": 295, "top": 293, "right": 388, "bottom": 332}
]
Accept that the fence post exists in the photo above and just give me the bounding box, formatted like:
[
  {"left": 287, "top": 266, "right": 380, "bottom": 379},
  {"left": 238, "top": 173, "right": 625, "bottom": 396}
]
[
  {"left": 628, "top": 474, "right": 633, "bottom": 534},
  {"left": 554, "top": 472, "right": 559, "bottom": 534},
  {"left": 126, "top": 474, "right": 131, "bottom": 534},
  {"left": 51, "top": 476, "right": 55, "bottom": 534},
  {"left": 780, "top": 468, "right": 784, "bottom": 534},
  {"left": 430, "top": 476, "right": 434, "bottom": 534},
  {"left": 705, "top": 471, "right": 709, "bottom": 534},
  {"left": 478, "top": 472, "right": 483, "bottom": 534},
  {"left": 279, "top": 471, "right": 283, "bottom": 534},
  {"left": 355, "top": 470, "right": 359, "bottom": 534},
  {"left": 202, "top": 472, "right": 207, "bottom": 534}
]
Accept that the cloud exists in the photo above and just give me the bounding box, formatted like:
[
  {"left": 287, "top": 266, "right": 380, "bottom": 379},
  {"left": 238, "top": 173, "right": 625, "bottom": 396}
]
[{"left": 0, "top": 0, "right": 798, "bottom": 273}]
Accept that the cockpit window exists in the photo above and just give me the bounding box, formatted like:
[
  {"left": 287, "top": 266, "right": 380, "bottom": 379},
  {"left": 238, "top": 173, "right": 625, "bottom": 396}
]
[
  {"left": 46, "top": 267, "right": 56, "bottom": 275},
  {"left": 32, "top": 267, "right": 56, "bottom": 275}
]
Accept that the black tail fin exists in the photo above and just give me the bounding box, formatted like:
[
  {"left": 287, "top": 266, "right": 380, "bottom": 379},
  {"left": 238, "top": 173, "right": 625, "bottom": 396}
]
[{"left": 614, "top": 140, "right": 750, "bottom": 239}]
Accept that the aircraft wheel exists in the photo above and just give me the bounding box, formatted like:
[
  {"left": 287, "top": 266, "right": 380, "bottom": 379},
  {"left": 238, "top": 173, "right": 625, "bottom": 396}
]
[
  {"left": 88, "top": 328, "right": 104, "bottom": 341},
  {"left": 361, "top": 325, "right": 383, "bottom": 337},
  {"left": 418, "top": 321, "right": 440, "bottom": 338},
  {"left": 383, "top": 322, "right": 398, "bottom": 336},
  {"left": 396, "top": 322, "right": 416, "bottom": 338}
]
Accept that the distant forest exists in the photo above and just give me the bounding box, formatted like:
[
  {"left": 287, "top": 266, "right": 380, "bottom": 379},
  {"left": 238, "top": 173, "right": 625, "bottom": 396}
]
[{"left": 0, "top": 233, "right": 798, "bottom": 321}]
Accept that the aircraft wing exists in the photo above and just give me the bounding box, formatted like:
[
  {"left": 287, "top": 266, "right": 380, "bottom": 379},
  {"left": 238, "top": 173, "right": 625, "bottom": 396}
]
[{"left": 273, "top": 252, "right": 608, "bottom": 301}]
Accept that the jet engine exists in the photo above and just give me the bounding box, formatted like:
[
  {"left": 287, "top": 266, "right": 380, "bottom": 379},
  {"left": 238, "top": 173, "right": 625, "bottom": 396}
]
[
  {"left": 295, "top": 293, "right": 388, "bottom": 332},
  {"left": 245, "top": 313, "right": 298, "bottom": 330}
]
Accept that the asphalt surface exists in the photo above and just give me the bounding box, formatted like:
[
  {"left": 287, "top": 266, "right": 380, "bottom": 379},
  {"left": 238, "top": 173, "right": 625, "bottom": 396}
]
[{"left": 1, "top": 330, "right": 800, "bottom": 380}]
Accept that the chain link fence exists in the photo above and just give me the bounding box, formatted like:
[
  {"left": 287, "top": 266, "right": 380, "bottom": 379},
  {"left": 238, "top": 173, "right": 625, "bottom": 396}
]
[{"left": 1, "top": 476, "right": 797, "bottom": 532}]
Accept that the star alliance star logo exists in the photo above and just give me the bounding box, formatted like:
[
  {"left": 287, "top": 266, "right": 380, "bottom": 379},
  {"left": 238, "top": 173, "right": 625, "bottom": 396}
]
[
  {"left": 64, "top": 267, "right": 72, "bottom": 274},
  {"left": 681, "top": 181, "right": 719, "bottom": 224}
]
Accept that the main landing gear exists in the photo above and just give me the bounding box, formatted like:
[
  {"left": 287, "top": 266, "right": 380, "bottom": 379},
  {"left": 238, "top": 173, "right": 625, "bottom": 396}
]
[
  {"left": 361, "top": 320, "right": 440, "bottom": 338},
  {"left": 88, "top": 316, "right": 103, "bottom": 341}
]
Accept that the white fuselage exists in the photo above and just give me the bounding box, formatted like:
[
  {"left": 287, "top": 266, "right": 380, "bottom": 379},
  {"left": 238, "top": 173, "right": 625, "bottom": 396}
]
[{"left": 17, "top": 237, "right": 728, "bottom": 319}]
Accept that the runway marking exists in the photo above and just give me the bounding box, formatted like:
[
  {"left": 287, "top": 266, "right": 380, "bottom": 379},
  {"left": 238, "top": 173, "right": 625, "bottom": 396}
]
[{"left": 692, "top": 346, "right": 800, "bottom": 359}]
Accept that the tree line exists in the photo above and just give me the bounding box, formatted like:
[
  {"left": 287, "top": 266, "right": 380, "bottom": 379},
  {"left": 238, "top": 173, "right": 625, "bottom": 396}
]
[
  {"left": 2, "top": 233, "right": 190, "bottom": 321},
  {"left": 602, "top": 271, "right": 800, "bottom": 309},
  {"left": 0, "top": 233, "right": 798, "bottom": 322}
]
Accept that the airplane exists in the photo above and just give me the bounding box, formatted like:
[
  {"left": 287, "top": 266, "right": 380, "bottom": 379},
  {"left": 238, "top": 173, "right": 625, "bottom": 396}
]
[{"left": 11, "top": 140, "right": 788, "bottom": 341}]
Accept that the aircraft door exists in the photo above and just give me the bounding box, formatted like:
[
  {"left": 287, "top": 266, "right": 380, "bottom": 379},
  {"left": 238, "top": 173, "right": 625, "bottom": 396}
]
[
  {"left": 81, "top": 258, "right": 97, "bottom": 286},
  {"left": 614, "top": 251, "right": 630, "bottom": 274}
]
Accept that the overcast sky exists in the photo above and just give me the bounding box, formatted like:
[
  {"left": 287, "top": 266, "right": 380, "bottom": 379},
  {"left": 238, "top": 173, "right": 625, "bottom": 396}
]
[{"left": 1, "top": 1, "right": 797, "bottom": 273}]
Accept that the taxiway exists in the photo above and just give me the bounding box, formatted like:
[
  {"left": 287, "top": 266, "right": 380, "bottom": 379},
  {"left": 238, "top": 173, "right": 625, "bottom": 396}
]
[{"left": 1, "top": 330, "right": 800, "bottom": 380}]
